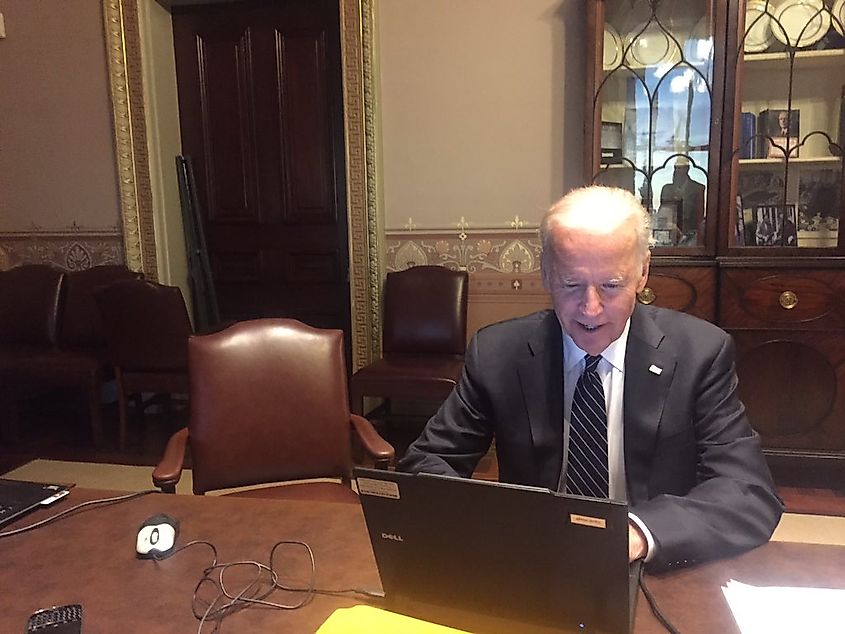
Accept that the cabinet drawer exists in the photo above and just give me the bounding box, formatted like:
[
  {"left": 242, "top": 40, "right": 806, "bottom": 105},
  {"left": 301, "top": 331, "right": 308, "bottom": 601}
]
[
  {"left": 719, "top": 269, "right": 845, "bottom": 330},
  {"left": 638, "top": 266, "right": 716, "bottom": 321},
  {"left": 731, "top": 329, "right": 845, "bottom": 452}
]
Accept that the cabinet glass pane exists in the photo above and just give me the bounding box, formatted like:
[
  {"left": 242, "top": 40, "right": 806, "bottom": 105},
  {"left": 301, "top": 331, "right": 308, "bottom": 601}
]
[
  {"left": 731, "top": 0, "right": 844, "bottom": 249},
  {"left": 594, "top": 0, "right": 714, "bottom": 248}
]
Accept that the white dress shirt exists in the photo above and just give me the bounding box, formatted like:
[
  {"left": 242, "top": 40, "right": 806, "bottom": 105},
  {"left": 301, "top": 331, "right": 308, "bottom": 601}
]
[{"left": 558, "top": 319, "right": 656, "bottom": 561}]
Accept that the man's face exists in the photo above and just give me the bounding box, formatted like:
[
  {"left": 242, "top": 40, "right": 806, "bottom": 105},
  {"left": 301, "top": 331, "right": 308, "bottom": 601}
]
[{"left": 544, "top": 223, "right": 649, "bottom": 355}]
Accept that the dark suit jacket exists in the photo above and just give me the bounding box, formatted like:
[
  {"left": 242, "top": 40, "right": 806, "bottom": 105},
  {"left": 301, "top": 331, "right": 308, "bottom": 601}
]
[{"left": 399, "top": 306, "right": 784, "bottom": 570}]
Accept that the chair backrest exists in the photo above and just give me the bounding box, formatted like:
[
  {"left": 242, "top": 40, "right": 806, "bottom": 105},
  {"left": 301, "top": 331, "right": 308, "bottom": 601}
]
[
  {"left": 94, "top": 279, "right": 192, "bottom": 371},
  {"left": 188, "top": 318, "right": 353, "bottom": 494},
  {"left": 59, "top": 265, "right": 142, "bottom": 349},
  {"left": 382, "top": 265, "right": 469, "bottom": 355},
  {"left": 0, "top": 264, "right": 64, "bottom": 347}
]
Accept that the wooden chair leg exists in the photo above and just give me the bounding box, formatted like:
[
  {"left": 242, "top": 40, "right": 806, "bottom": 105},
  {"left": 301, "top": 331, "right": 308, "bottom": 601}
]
[
  {"left": 116, "top": 369, "right": 130, "bottom": 451},
  {"left": 87, "top": 382, "right": 104, "bottom": 449},
  {"left": 117, "top": 391, "right": 130, "bottom": 451}
]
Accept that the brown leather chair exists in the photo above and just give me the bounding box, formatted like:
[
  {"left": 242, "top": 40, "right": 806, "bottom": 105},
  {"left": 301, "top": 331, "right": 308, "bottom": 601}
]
[
  {"left": 152, "top": 318, "right": 394, "bottom": 501},
  {"left": 349, "top": 265, "right": 469, "bottom": 416},
  {"left": 0, "top": 264, "right": 141, "bottom": 445},
  {"left": 49, "top": 265, "right": 142, "bottom": 445},
  {"left": 94, "top": 279, "right": 192, "bottom": 450},
  {"left": 0, "top": 265, "right": 65, "bottom": 440}
]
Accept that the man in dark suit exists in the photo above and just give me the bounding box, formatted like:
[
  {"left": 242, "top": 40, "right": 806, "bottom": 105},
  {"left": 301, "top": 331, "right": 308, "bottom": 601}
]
[{"left": 399, "top": 186, "right": 783, "bottom": 571}]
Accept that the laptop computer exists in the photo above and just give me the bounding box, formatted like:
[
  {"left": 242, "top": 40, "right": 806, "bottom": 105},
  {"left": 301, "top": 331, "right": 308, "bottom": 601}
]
[
  {"left": 355, "top": 467, "right": 639, "bottom": 633},
  {"left": 0, "top": 478, "right": 70, "bottom": 528}
]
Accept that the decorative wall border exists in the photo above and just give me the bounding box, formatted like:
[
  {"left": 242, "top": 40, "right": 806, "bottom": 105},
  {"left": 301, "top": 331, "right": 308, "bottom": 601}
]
[
  {"left": 385, "top": 229, "right": 542, "bottom": 275},
  {"left": 0, "top": 226, "right": 123, "bottom": 271},
  {"left": 102, "top": 0, "right": 158, "bottom": 280}
]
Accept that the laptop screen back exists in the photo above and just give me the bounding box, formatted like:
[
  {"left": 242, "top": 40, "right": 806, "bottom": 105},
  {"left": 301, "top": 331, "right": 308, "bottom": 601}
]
[
  {"left": 355, "top": 468, "right": 632, "bottom": 633},
  {"left": 0, "top": 479, "right": 69, "bottom": 527}
]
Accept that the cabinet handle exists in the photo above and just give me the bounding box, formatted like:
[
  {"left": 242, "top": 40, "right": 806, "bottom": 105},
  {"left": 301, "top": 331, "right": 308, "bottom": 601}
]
[
  {"left": 779, "top": 290, "right": 798, "bottom": 310},
  {"left": 638, "top": 287, "right": 656, "bottom": 305}
]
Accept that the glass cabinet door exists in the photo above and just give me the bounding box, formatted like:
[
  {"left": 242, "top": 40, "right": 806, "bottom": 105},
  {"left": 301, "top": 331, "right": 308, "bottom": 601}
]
[
  {"left": 727, "top": 0, "right": 844, "bottom": 251},
  {"left": 591, "top": 0, "right": 718, "bottom": 252}
]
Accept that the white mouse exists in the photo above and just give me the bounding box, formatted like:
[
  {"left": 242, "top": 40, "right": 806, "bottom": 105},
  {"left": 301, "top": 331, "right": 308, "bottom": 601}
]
[{"left": 136, "top": 513, "right": 179, "bottom": 559}]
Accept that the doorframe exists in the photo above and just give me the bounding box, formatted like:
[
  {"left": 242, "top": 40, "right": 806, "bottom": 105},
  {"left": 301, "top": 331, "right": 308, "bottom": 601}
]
[{"left": 101, "top": 0, "right": 383, "bottom": 370}]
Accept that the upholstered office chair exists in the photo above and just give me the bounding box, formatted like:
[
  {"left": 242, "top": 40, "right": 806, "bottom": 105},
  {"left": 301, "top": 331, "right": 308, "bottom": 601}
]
[
  {"left": 349, "top": 265, "right": 469, "bottom": 416},
  {"left": 152, "top": 319, "right": 394, "bottom": 501},
  {"left": 56, "top": 265, "right": 142, "bottom": 445},
  {"left": 94, "top": 279, "right": 192, "bottom": 450},
  {"left": 0, "top": 265, "right": 65, "bottom": 441}
]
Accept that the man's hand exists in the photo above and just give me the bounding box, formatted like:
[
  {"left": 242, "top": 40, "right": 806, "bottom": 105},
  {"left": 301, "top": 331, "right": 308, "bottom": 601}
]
[{"left": 628, "top": 521, "right": 647, "bottom": 562}]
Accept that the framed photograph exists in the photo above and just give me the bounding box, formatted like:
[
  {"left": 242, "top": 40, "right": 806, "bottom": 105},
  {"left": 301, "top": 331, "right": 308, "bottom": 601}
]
[
  {"left": 758, "top": 109, "right": 800, "bottom": 159},
  {"left": 738, "top": 170, "right": 786, "bottom": 209},
  {"left": 600, "top": 121, "right": 624, "bottom": 164},
  {"left": 755, "top": 204, "right": 797, "bottom": 246},
  {"left": 652, "top": 228, "right": 674, "bottom": 246}
]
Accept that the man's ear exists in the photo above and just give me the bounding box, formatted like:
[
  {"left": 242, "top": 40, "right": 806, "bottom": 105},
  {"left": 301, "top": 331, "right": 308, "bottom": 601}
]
[
  {"left": 540, "top": 254, "right": 552, "bottom": 292},
  {"left": 636, "top": 253, "right": 651, "bottom": 293}
]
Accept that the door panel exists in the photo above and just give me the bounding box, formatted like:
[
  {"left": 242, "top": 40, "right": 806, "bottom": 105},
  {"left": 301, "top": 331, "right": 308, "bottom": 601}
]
[{"left": 172, "top": 0, "right": 350, "bottom": 344}]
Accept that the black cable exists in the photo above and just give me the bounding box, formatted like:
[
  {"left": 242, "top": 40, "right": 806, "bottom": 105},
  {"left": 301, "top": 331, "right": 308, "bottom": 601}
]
[
  {"left": 0, "top": 489, "right": 157, "bottom": 539},
  {"left": 1, "top": 492, "right": 379, "bottom": 632},
  {"left": 155, "top": 538, "right": 361, "bottom": 633},
  {"left": 638, "top": 564, "right": 681, "bottom": 634}
]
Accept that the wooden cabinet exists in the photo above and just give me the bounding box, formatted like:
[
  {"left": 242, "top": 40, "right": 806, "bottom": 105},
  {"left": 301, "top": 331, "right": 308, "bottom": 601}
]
[{"left": 587, "top": 0, "right": 845, "bottom": 485}]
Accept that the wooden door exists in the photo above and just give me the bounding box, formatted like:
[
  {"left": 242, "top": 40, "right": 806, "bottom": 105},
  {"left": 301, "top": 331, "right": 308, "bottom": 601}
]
[{"left": 172, "top": 0, "right": 350, "bottom": 344}]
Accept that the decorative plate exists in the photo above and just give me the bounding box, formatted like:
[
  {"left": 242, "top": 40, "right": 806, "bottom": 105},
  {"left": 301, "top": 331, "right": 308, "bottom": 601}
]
[
  {"left": 626, "top": 23, "right": 681, "bottom": 67},
  {"left": 744, "top": 0, "right": 774, "bottom": 52},
  {"left": 603, "top": 25, "right": 623, "bottom": 70},
  {"left": 832, "top": 0, "right": 845, "bottom": 36},
  {"left": 772, "top": 0, "right": 831, "bottom": 48}
]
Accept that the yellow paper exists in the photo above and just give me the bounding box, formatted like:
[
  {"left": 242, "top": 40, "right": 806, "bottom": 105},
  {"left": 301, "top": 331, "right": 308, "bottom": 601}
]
[{"left": 316, "top": 605, "right": 471, "bottom": 634}]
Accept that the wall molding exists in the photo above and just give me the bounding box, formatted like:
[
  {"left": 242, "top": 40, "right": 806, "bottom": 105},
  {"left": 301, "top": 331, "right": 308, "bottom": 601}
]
[
  {"left": 102, "top": 0, "right": 158, "bottom": 280},
  {"left": 385, "top": 228, "right": 542, "bottom": 274},
  {"left": 0, "top": 225, "right": 123, "bottom": 271}
]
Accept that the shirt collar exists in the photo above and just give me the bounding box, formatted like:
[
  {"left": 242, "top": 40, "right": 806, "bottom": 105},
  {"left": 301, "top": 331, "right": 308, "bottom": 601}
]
[{"left": 562, "top": 318, "right": 631, "bottom": 373}]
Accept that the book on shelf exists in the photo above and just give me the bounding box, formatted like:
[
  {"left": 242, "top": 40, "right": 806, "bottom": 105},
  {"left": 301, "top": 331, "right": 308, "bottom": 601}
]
[
  {"left": 758, "top": 109, "right": 800, "bottom": 159},
  {"left": 739, "top": 112, "right": 756, "bottom": 159}
]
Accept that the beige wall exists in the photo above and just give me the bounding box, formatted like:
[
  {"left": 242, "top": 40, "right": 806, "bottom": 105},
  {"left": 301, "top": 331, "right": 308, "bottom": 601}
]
[
  {"left": 377, "top": 0, "right": 583, "bottom": 231},
  {"left": 377, "top": 0, "right": 583, "bottom": 333},
  {"left": 0, "top": 0, "right": 123, "bottom": 268},
  {"left": 0, "top": 0, "right": 188, "bottom": 300}
]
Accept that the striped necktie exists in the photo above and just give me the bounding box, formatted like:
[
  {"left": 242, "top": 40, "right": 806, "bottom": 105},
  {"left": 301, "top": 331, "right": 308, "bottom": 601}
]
[{"left": 565, "top": 354, "right": 609, "bottom": 498}]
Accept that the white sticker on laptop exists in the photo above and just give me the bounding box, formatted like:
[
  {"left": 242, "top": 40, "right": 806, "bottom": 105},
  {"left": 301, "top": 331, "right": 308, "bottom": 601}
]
[
  {"left": 357, "top": 477, "right": 400, "bottom": 499},
  {"left": 569, "top": 514, "right": 607, "bottom": 529}
]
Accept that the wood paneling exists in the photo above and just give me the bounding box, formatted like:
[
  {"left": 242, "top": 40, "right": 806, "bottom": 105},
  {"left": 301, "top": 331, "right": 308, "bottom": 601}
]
[{"left": 172, "top": 0, "right": 350, "bottom": 340}]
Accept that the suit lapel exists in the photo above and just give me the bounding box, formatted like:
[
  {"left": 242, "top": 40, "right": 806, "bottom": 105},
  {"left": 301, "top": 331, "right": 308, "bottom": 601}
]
[
  {"left": 516, "top": 311, "right": 563, "bottom": 489},
  {"left": 624, "top": 305, "right": 676, "bottom": 505}
]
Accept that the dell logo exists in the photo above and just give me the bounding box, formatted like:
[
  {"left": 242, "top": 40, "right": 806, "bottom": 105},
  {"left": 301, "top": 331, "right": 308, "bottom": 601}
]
[{"left": 381, "top": 532, "right": 404, "bottom": 542}]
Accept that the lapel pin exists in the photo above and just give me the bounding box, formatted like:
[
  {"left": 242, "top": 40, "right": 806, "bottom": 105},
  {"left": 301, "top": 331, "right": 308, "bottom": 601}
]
[{"left": 648, "top": 364, "right": 663, "bottom": 375}]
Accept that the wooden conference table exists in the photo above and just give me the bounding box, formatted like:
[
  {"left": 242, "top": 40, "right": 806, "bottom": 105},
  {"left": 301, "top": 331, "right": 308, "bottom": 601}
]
[{"left": 1, "top": 488, "right": 844, "bottom": 633}]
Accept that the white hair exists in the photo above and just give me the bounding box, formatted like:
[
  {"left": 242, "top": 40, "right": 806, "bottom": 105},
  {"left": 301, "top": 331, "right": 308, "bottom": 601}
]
[{"left": 539, "top": 186, "right": 652, "bottom": 274}]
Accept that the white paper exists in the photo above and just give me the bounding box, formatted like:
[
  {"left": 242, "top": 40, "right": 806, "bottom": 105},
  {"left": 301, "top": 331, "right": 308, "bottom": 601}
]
[{"left": 721, "top": 579, "right": 845, "bottom": 634}]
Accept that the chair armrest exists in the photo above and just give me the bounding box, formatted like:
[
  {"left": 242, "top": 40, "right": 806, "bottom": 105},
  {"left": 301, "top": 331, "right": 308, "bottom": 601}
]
[
  {"left": 152, "top": 427, "right": 189, "bottom": 493},
  {"left": 350, "top": 414, "right": 395, "bottom": 470}
]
